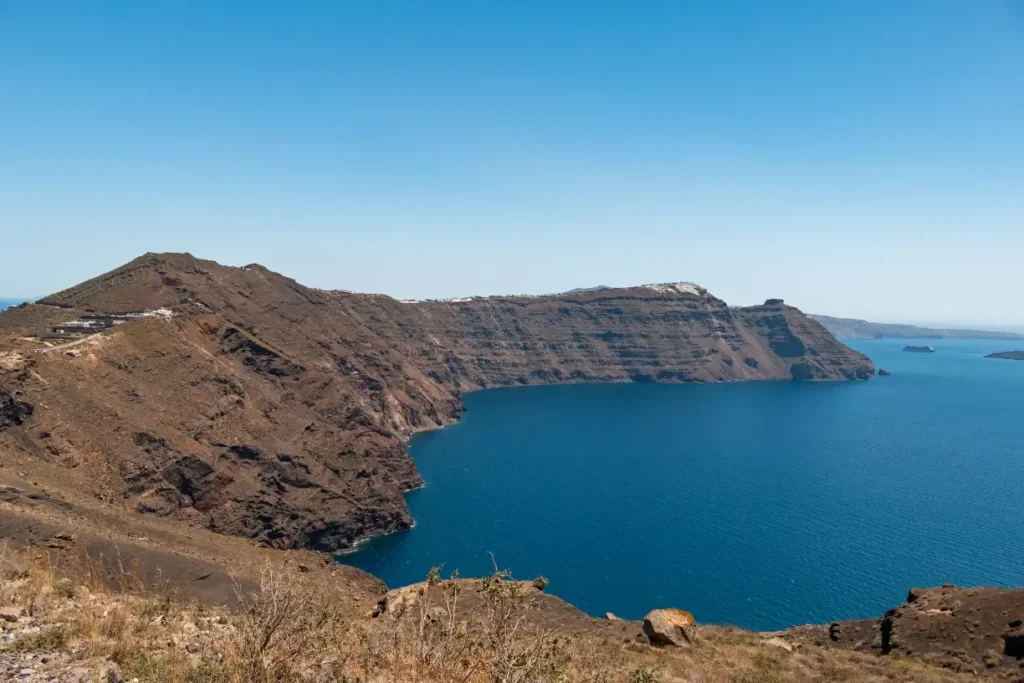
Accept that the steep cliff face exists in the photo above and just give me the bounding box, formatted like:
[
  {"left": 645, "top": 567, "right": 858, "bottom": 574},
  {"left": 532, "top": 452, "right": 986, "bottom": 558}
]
[
  {"left": 331, "top": 285, "right": 872, "bottom": 388},
  {"left": 0, "top": 253, "right": 872, "bottom": 551}
]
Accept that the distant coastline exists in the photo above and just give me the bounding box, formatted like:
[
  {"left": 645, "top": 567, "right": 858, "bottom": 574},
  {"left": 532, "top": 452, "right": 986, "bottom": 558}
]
[
  {"left": 985, "top": 351, "right": 1024, "bottom": 361},
  {"left": 812, "top": 314, "right": 1023, "bottom": 341},
  {"left": 0, "top": 298, "right": 29, "bottom": 312}
]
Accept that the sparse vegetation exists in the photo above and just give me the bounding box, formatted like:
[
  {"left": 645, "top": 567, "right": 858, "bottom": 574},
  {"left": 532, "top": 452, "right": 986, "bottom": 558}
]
[
  {"left": 0, "top": 545, "right": 986, "bottom": 682},
  {"left": 628, "top": 666, "right": 660, "bottom": 683},
  {"left": 52, "top": 576, "right": 77, "bottom": 599},
  {"left": 1, "top": 624, "right": 69, "bottom": 653}
]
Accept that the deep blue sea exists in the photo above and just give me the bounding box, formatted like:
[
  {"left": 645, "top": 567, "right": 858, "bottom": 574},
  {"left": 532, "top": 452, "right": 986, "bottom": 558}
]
[
  {"left": 0, "top": 298, "right": 26, "bottom": 312},
  {"left": 342, "top": 338, "right": 1024, "bottom": 630}
]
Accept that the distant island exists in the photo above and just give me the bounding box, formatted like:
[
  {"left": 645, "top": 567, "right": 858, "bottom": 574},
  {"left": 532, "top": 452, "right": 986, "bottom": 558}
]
[
  {"left": 985, "top": 351, "right": 1024, "bottom": 361},
  {"left": 812, "top": 314, "right": 1024, "bottom": 340},
  {"left": 903, "top": 345, "right": 935, "bottom": 353}
]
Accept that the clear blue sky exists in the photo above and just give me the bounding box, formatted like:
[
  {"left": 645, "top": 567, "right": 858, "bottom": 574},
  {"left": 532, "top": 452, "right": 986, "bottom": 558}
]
[{"left": 2, "top": 1, "right": 1022, "bottom": 324}]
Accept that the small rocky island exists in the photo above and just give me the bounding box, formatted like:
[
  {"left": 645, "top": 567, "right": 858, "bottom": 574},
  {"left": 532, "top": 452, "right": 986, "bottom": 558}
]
[
  {"left": 903, "top": 345, "right": 935, "bottom": 353},
  {"left": 985, "top": 351, "right": 1024, "bottom": 361}
]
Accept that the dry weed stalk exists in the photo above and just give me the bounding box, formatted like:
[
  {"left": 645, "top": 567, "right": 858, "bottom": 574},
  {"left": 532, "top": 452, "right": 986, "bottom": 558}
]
[
  {"left": 479, "top": 563, "right": 561, "bottom": 683},
  {"left": 415, "top": 565, "right": 482, "bottom": 683},
  {"left": 229, "top": 562, "right": 352, "bottom": 682}
]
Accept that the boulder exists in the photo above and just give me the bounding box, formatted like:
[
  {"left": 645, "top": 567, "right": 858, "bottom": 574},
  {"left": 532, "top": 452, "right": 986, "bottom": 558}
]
[
  {"left": 1003, "top": 621, "right": 1024, "bottom": 658},
  {"left": 0, "top": 393, "right": 33, "bottom": 431},
  {"left": 378, "top": 583, "right": 426, "bottom": 616},
  {"left": 642, "top": 608, "right": 697, "bottom": 647},
  {"left": 604, "top": 612, "right": 621, "bottom": 621}
]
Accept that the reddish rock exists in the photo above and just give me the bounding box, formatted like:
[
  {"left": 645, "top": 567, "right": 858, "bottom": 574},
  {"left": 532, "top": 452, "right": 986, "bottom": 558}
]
[{"left": 643, "top": 608, "right": 698, "bottom": 647}]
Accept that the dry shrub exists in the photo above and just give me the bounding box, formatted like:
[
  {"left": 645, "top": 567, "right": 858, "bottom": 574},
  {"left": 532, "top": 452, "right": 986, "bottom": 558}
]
[
  {"left": 409, "top": 566, "right": 482, "bottom": 683},
  {"left": 226, "top": 563, "right": 353, "bottom": 682},
  {"left": 1, "top": 625, "right": 70, "bottom": 653},
  {"left": 0, "top": 546, "right": 987, "bottom": 683},
  {"left": 732, "top": 670, "right": 783, "bottom": 683},
  {"left": 351, "top": 561, "right": 566, "bottom": 683},
  {"left": 478, "top": 566, "right": 562, "bottom": 683},
  {"left": 99, "top": 605, "right": 131, "bottom": 640},
  {"left": 117, "top": 650, "right": 229, "bottom": 683},
  {"left": 53, "top": 576, "right": 77, "bottom": 599},
  {"left": 0, "top": 542, "right": 55, "bottom": 612}
]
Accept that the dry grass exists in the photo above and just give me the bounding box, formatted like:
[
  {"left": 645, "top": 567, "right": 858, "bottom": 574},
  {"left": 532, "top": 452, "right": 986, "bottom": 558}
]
[{"left": 0, "top": 546, "right": 983, "bottom": 683}]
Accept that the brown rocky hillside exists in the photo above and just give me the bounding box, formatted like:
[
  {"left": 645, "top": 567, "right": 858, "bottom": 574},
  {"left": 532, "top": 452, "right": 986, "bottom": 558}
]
[{"left": 0, "top": 253, "right": 873, "bottom": 553}]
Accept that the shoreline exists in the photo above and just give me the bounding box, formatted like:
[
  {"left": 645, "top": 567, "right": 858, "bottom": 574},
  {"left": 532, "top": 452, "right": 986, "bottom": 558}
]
[{"left": 368, "top": 375, "right": 878, "bottom": 558}]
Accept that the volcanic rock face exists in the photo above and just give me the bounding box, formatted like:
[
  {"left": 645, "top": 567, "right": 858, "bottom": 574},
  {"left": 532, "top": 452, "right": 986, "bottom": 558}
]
[
  {"left": 0, "top": 253, "right": 873, "bottom": 551},
  {"left": 0, "top": 392, "right": 33, "bottom": 430},
  {"left": 363, "top": 292, "right": 873, "bottom": 386},
  {"left": 787, "top": 585, "right": 1024, "bottom": 676}
]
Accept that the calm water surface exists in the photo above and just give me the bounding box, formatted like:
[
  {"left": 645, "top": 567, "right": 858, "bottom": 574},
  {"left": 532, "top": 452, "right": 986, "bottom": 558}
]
[{"left": 342, "top": 338, "right": 1024, "bottom": 630}]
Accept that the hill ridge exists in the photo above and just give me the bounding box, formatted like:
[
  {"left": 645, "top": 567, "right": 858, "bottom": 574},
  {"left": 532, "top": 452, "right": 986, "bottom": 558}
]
[
  {"left": 812, "top": 313, "right": 1024, "bottom": 341},
  {"left": 3, "top": 253, "right": 873, "bottom": 552}
]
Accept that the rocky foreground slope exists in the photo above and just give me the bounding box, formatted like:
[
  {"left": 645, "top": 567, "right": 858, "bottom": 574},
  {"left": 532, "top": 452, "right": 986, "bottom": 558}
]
[
  {"left": 1, "top": 540, "right": 1021, "bottom": 682},
  {"left": 0, "top": 253, "right": 872, "bottom": 552}
]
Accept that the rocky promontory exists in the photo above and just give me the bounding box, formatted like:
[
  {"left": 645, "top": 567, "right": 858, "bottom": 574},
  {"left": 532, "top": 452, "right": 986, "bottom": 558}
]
[{"left": 0, "top": 253, "right": 873, "bottom": 552}]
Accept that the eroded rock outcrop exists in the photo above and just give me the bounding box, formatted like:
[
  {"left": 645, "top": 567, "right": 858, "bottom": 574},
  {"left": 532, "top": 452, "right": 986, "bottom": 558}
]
[
  {"left": 785, "top": 585, "right": 1024, "bottom": 676},
  {"left": 0, "top": 392, "right": 33, "bottom": 430}
]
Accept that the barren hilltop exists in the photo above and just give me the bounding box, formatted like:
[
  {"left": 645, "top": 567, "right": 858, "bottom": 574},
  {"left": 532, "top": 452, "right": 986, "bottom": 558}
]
[{"left": 2, "top": 253, "right": 1022, "bottom": 682}]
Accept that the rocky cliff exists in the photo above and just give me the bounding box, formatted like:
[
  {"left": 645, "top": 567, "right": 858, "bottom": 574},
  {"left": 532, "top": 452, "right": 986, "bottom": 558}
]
[{"left": 0, "top": 253, "right": 873, "bottom": 552}]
